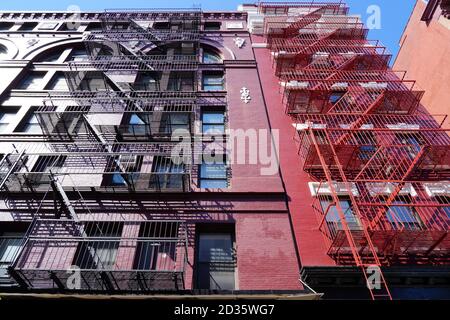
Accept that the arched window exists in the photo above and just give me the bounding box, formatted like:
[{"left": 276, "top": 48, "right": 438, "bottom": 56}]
[
  {"left": 202, "top": 46, "right": 222, "bottom": 63},
  {"left": 0, "top": 44, "right": 8, "bottom": 59}
]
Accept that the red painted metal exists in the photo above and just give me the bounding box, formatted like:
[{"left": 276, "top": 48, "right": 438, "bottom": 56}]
[{"left": 260, "top": 0, "right": 450, "bottom": 300}]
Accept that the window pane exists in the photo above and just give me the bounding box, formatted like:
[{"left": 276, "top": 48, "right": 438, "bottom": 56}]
[
  {"left": 387, "top": 202, "right": 419, "bottom": 223},
  {"left": 202, "top": 112, "right": 224, "bottom": 124},
  {"left": 200, "top": 179, "right": 228, "bottom": 189},
  {"left": 200, "top": 163, "right": 227, "bottom": 179},
  {"left": 0, "top": 110, "right": 18, "bottom": 133},
  {"left": 202, "top": 124, "right": 225, "bottom": 134},
  {"left": 202, "top": 74, "right": 224, "bottom": 91},
  {"left": 197, "top": 233, "right": 235, "bottom": 290},
  {"left": 203, "top": 51, "right": 221, "bottom": 63}
]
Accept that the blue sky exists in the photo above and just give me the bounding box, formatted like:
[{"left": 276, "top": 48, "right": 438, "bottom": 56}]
[{"left": 1, "top": 0, "right": 417, "bottom": 62}]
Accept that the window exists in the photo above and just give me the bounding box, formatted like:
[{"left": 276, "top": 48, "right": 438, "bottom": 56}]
[
  {"left": 196, "top": 231, "right": 235, "bottom": 290},
  {"left": 202, "top": 49, "right": 222, "bottom": 63},
  {"left": 45, "top": 72, "right": 69, "bottom": 91},
  {"left": 66, "top": 48, "right": 89, "bottom": 62},
  {"left": 106, "top": 155, "right": 143, "bottom": 187},
  {"left": 150, "top": 157, "right": 185, "bottom": 190},
  {"left": 127, "top": 113, "right": 147, "bottom": 135},
  {"left": 133, "top": 222, "right": 178, "bottom": 270},
  {"left": 73, "top": 222, "right": 123, "bottom": 270},
  {"left": 134, "top": 73, "right": 159, "bottom": 91},
  {"left": 202, "top": 109, "right": 225, "bottom": 134},
  {"left": 16, "top": 72, "right": 46, "bottom": 90},
  {"left": 29, "top": 155, "right": 66, "bottom": 185},
  {"left": 14, "top": 108, "right": 42, "bottom": 134},
  {"left": 199, "top": 158, "right": 228, "bottom": 189},
  {"left": 354, "top": 131, "right": 377, "bottom": 160},
  {"left": 320, "top": 198, "right": 362, "bottom": 235},
  {"left": 386, "top": 200, "right": 424, "bottom": 230},
  {"left": 79, "top": 74, "right": 109, "bottom": 91},
  {"left": 168, "top": 72, "right": 194, "bottom": 91},
  {"left": 160, "top": 113, "right": 190, "bottom": 134},
  {"left": 85, "top": 22, "right": 102, "bottom": 32},
  {"left": 202, "top": 72, "right": 224, "bottom": 91},
  {"left": 397, "top": 133, "right": 423, "bottom": 159},
  {"left": 0, "top": 107, "right": 19, "bottom": 133},
  {"left": 204, "top": 22, "right": 221, "bottom": 31},
  {"left": 0, "top": 44, "right": 8, "bottom": 59},
  {"left": 18, "top": 22, "right": 38, "bottom": 31},
  {"left": 329, "top": 91, "right": 345, "bottom": 104},
  {"left": 0, "top": 223, "right": 28, "bottom": 280},
  {"left": 0, "top": 22, "right": 14, "bottom": 31},
  {"left": 437, "top": 197, "right": 450, "bottom": 220}
]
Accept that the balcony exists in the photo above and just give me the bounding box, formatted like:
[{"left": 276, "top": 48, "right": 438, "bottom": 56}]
[
  {"left": 10, "top": 219, "right": 188, "bottom": 291},
  {"left": 294, "top": 114, "right": 450, "bottom": 181},
  {"left": 0, "top": 142, "right": 192, "bottom": 193},
  {"left": 311, "top": 181, "right": 450, "bottom": 262}
]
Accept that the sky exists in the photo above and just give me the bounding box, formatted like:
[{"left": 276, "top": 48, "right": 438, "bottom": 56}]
[{"left": 0, "top": 0, "right": 417, "bottom": 63}]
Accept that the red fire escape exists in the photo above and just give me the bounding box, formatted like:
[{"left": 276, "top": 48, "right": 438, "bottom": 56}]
[{"left": 260, "top": 1, "right": 450, "bottom": 300}]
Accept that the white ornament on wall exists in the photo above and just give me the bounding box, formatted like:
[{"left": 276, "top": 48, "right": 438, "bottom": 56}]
[
  {"left": 233, "top": 37, "right": 246, "bottom": 48},
  {"left": 240, "top": 87, "right": 251, "bottom": 104}
]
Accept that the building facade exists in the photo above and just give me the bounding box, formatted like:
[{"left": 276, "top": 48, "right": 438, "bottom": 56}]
[
  {"left": 0, "top": 1, "right": 449, "bottom": 300},
  {"left": 394, "top": 0, "right": 450, "bottom": 129}
]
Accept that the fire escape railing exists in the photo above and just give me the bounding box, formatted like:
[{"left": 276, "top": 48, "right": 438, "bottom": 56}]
[
  {"left": 9, "top": 219, "right": 188, "bottom": 291},
  {"left": 261, "top": 0, "right": 450, "bottom": 300}
]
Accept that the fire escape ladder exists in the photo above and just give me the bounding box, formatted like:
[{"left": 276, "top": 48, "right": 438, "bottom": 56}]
[
  {"left": 309, "top": 126, "right": 392, "bottom": 300},
  {"left": 368, "top": 146, "right": 429, "bottom": 230},
  {"left": 48, "top": 173, "right": 110, "bottom": 271},
  {"left": 81, "top": 115, "right": 133, "bottom": 189},
  {"left": 284, "top": 8, "right": 324, "bottom": 37}
]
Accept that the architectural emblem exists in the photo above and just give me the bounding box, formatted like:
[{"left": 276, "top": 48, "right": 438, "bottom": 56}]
[
  {"left": 240, "top": 87, "right": 251, "bottom": 104},
  {"left": 233, "top": 37, "right": 246, "bottom": 48},
  {"left": 26, "top": 39, "right": 39, "bottom": 48}
]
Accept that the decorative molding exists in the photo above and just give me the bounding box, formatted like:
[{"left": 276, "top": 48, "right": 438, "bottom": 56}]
[
  {"left": 233, "top": 37, "right": 246, "bottom": 48},
  {"left": 240, "top": 87, "right": 251, "bottom": 104}
]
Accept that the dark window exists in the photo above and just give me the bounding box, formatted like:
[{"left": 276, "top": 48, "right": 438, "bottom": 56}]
[
  {"left": 202, "top": 72, "right": 224, "bottom": 91},
  {"left": 0, "top": 22, "right": 14, "bottom": 31},
  {"left": 18, "top": 22, "right": 38, "bottom": 31},
  {"left": 134, "top": 73, "right": 159, "bottom": 91},
  {"left": 160, "top": 113, "right": 190, "bottom": 134},
  {"left": 28, "top": 155, "right": 66, "bottom": 185},
  {"left": 85, "top": 22, "right": 102, "bottom": 31},
  {"left": 73, "top": 222, "right": 123, "bottom": 270},
  {"left": 204, "top": 21, "right": 221, "bottom": 31},
  {"left": 168, "top": 72, "right": 194, "bottom": 91},
  {"left": 199, "top": 158, "right": 228, "bottom": 189},
  {"left": 196, "top": 229, "right": 236, "bottom": 290},
  {"left": 150, "top": 157, "right": 185, "bottom": 190},
  {"left": 202, "top": 109, "right": 225, "bottom": 134},
  {"left": 133, "top": 222, "right": 178, "bottom": 270}
]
